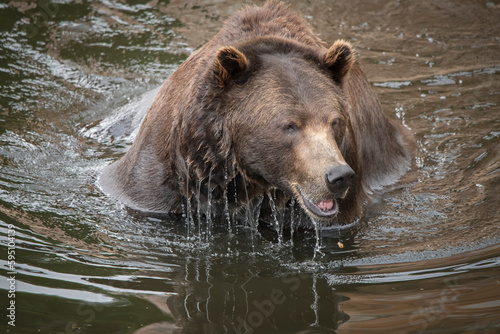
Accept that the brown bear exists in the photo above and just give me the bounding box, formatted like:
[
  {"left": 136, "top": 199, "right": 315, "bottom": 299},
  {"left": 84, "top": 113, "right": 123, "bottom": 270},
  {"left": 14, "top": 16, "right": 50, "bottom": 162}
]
[{"left": 99, "top": 1, "right": 412, "bottom": 228}]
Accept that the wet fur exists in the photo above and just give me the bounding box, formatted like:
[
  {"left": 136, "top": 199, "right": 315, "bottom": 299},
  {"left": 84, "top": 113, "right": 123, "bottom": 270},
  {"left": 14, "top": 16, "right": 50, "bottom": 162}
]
[{"left": 100, "top": 1, "right": 412, "bottom": 227}]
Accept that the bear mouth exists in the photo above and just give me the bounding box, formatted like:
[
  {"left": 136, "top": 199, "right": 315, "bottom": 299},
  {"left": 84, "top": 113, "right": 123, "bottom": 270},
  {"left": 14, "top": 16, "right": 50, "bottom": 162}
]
[{"left": 300, "top": 193, "right": 339, "bottom": 219}]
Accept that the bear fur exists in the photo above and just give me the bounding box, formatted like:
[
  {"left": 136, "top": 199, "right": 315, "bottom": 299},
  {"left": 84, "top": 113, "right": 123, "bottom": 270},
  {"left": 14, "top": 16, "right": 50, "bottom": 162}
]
[{"left": 99, "top": 1, "right": 412, "bottom": 227}]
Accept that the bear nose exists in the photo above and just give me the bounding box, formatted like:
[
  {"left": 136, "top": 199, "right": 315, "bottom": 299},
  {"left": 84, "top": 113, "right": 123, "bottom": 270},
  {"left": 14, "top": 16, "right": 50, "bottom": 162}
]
[{"left": 325, "top": 164, "right": 355, "bottom": 196}]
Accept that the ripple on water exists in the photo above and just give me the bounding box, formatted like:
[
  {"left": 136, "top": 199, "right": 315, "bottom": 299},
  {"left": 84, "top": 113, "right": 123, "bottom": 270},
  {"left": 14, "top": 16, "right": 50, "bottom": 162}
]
[{"left": 0, "top": 0, "right": 499, "bottom": 333}]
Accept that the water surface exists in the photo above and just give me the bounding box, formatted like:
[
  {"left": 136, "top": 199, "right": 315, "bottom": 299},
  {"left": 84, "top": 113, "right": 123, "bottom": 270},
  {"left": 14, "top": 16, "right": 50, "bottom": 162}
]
[{"left": 0, "top": 1, "right": 499, "bottom": 333}]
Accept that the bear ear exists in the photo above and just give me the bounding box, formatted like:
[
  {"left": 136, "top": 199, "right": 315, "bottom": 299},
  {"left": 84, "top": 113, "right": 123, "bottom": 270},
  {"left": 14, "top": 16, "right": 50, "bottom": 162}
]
[
  {"left": 324, "top": 40, "right": 356, "bottom": 83},
  {"left": 213, "top": 46, "right": 248, "bottom": 87}
]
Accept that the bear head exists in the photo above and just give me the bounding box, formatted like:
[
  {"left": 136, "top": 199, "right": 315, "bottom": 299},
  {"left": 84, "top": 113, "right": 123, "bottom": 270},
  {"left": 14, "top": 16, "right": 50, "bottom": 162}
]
[{"left": 188, "top": 38, "right": 362, "bottom": 225}]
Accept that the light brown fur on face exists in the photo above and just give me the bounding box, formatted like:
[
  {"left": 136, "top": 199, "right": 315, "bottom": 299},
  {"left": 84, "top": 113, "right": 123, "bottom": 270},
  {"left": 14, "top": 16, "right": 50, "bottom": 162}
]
[
  {"left": 293, "top": 125, "right": 347, "bottom": 193},
  {"left": 290, "top": 124, "right": 350, "bottom": 221}
]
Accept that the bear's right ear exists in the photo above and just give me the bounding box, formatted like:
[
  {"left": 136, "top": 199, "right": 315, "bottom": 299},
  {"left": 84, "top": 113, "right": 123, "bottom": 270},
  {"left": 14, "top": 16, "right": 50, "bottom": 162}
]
[
  {"left": 213, "top": 46, "right": 248, "bottom": 87},
  {"left": 324, "top": 40, "right": 356, "bottom": 83}
]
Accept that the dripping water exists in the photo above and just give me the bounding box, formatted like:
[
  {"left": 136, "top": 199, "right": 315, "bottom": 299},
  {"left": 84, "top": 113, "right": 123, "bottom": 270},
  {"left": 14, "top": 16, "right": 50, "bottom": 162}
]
[
  {"left": 230, "top": 173, "right": 240, "bottom": 247},
  {"left": 241, "top": 175, "right": 254, "bottom": 226},
  {"left": 232, "top": 165, "right": 238, "bottom": 224},
  {"left": 241, "top": 176, "right": 256, "bottom": 253},
  {"left": 267, "top": 192, "right": 283, "bottom": 244},
  {"left": 310, "top": 217, "right": 323, "bottom": 260},
  {"left": 289, "top": 198, "right": 295, "bottom": 246},
  {"left": 223, "top": 164, "right": 232, "bottom": 234},
  {"left": 206, "top": 168, "right": 214, "bottom": 241},
  {"left": 196, "top": 179, "right": 202, "bottom": 238},
  {"left": 252, "top": 195, "right": 264, "bottom": 228},
  {"left": 222, "top": 163, "right": 236, "bottom": 252},
  {"left": 185, "top": 162, "right": 196, "bottom": 238}
]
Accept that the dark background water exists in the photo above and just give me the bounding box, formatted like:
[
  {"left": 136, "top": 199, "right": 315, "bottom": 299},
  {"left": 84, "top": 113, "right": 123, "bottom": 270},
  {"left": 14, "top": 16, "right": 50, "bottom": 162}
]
[{"left": 0, "top": 1, "right": 499, "bottom": 333}]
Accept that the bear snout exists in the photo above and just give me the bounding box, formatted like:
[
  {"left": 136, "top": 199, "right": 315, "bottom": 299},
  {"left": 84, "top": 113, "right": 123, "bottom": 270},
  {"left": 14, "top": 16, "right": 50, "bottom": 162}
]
[{"left": 325, "top": 164, "right": 355, "bottom": 197}]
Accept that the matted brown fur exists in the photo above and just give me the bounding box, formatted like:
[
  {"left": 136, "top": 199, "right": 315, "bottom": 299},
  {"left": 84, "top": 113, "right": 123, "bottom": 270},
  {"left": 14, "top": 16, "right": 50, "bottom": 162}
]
[{"left": 99, "top": 1, "right": 412, "bottom": 227}]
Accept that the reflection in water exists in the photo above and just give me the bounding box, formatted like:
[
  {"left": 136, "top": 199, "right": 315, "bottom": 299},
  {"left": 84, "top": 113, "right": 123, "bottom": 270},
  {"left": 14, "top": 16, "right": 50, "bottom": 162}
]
[
  {"left": 167, "top": 261, "right": 348, "bottom": 333},
  {"left": 0, "top": 0, "right": 499, "bottom": 333}
]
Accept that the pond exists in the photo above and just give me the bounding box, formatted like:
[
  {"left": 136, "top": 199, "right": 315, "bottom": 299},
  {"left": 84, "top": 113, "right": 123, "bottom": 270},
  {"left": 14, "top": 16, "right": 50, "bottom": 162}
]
[{"left": 0, "top": 1, "right": 499, "bottom": 333}]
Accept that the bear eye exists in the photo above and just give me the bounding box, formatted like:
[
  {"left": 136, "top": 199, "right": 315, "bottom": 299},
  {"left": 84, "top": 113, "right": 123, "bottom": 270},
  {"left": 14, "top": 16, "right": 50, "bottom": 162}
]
[
  {"left": 331, "top": 117, "right": 346, "bottom": 144},
  {"left": 284, "top": 122, "right": 299, "bottom": 134},
  {"left": 331, "top": 118, "right": 340, "bottom": 130}
]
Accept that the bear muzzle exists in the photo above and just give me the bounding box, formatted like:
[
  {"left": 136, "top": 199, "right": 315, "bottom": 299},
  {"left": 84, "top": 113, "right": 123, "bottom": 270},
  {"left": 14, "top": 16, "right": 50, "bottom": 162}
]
[
  {"left": 325, "top": 164, "right": 355, "bottom": 197},
  {"left": 293, "top": 164, "right": 355, "bottom": 221}
]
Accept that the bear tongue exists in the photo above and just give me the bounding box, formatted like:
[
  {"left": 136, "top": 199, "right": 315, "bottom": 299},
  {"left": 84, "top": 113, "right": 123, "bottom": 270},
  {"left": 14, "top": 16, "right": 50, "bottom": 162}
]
[{"left": 317, "top": 199, "right": 334, "bottom": 211}]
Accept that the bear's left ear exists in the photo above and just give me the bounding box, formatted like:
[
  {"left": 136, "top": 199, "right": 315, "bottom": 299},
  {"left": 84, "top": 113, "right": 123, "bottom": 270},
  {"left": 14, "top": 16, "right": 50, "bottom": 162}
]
[
  {"left": 213, "top": 46, "right": 248, "bottom": 87},
  {"left": 324, "top": 40, "right": 356, "bottom": 83}
]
